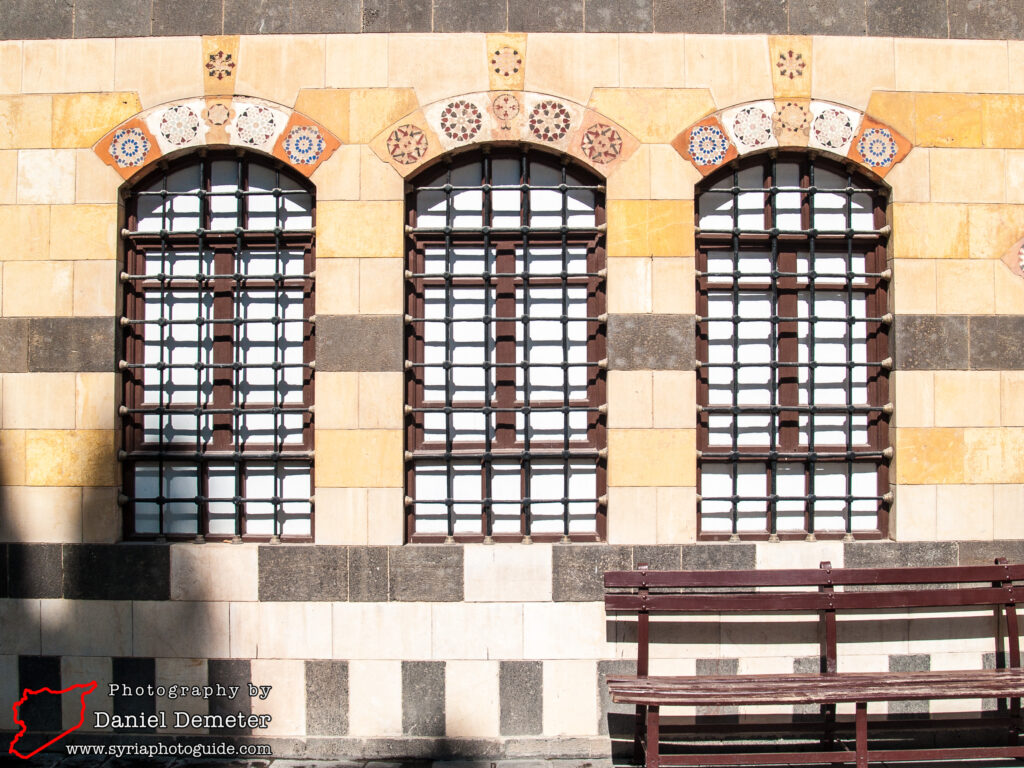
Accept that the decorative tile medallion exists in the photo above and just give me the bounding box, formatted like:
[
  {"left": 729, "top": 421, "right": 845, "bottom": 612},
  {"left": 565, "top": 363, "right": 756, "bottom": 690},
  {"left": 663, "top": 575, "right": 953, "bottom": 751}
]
[
  {"left": 387, "top": 124, "right": 429, "bottom": 165},
  {"left": 731, "top": 106, "right": 773, "bottom": 149},
  {"left": 282, "top": 125, "right": 326, "bottom": 165},
  {"left": 440, "top": 99, "right": 483, "bottom": 142},
  {"left": 490, "top": 46, "right": 522, "bottom": 78},
  {"left": 687, "top": 124, "right": 731, "bottom": 166},
  {"left": 158, "top": 105, "right": 201, "bottom": 147},
  {"left": 811, "top": 107, "right": 855, "bottom": 150},
  {"left": 777, "top": 50, "right": 806, "bottom": 80},
  {"left": 773, "top": 100, "right": 811, "bottom": 145},
  {"left": 109, "top": 127, "right": 151, "bottom": 168},
  {"left": 202, "top": 100, "right": 235, "bottom": 143},
  {"left": 492, "top": 93, "right": 520, "bottom": 131},
  {"left": 236, "top": 105, "right": 277, "bottom": 146},
  {"left": 206, "top": 50, "right": 236, "bottom": 81},
  {"left": 855, "top": 127, "right": 899, "bottom": 168},
  {"left": 580, "top": 123, "right": 622, "bottom": 164},
  {"left": 204, "top": 102, "right": 232, "bottom": 126},
  {"left": 672, "top": 116, "right": 738, "bottom": 174},
  {"left": 529, "top": 100, "right": 572, "bottom": 143}
]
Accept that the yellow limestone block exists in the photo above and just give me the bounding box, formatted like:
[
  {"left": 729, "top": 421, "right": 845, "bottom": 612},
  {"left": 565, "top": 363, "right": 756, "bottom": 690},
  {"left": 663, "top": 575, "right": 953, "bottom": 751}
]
[
  {"left": 0, "top": 430, "right": 27, "bottom": 485},
  {"left": 25, "top": 429, "right": 117, "bottom": 487},
  {"left": 930, "top": 149, "right": 1004, "bottom": 204},
  {"left": 294, "top": 89, "right": 351, "bottom": 144},
  {"left": 588, "top": 89, "right": 715, "bottom": 144},
  {"left": 22, "top": 39, "right": 114, "bottom": 94},
  {"left": 607, "top": 200, "right": 694, "bottom": 258},
  {"left": 50, "top": 204, "right": 118, "bottom": 261},
  {"left": 348, "top": 88, "right": 420, "bottom": 145},
  {"left": 982, "top": 95, "right": 1024, "bottom": 149},
  {"left": 2, "top": 261, "right": 72, "bottom": 317},
  {"left": 0, "top": 95, "right": 53, "bottom": 150},
  {"left": 933, "top": 371, "right": 1000, "bottom": 428},
  {"left": 934, "top": 260, "right": 995, "bottom": 315},
  {"left": 968, "top": 204, "right": 1024, "bottom": 261},
  {"left": 51, "top": 93, "right": 141, "bottom": 149},
  {"left": 0, "top": 205, "right": 50, "bottom": 260},
  {"left": 915, "top": 94, "right": 983, "bottom": 148},
  {"left": 315, "top": 429, "right": 403, "bottom": 488},
  {"left": 608, "top": 428, "right": 696, "bottom": 487},
  {"left": 866, "top": 91, "right": 916, "bottom": 144},
  {"left": 811, "top": 36, "right": 894, "bottom": 111},
  {"left": 963, "top": 428, "right": 1024, "bottom": 484},
  {"left": 894, "top": 428, "right": 966, "bottom": 485},
  {"left": 891, "top": 203, "right": 969, "bottom": 260},
  {"left": 388, "top": 34, "right": 488, "bottom": 106},
  {"left": 235, "top": 35, "right": 325, "bottom": 107},
  {"left": 317, "top": 201, "right": 404, "bottom": 259}
]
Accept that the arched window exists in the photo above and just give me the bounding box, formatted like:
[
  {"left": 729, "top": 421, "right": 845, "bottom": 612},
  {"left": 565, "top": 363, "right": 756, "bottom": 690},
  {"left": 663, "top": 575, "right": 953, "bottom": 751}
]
[
  {"left": 121, "top": 152, "right": 314, "bottom": 540},
  {"left": 405, "top": 149, "right": 606, "bottom": 542},
  {"left": 696, "top": 154, "right": 890, "bottom": 539}
]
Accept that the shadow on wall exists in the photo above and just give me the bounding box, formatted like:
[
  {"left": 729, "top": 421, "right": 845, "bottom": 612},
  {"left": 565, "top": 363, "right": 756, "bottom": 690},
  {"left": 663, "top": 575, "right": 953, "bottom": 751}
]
[{"left": 0, "top": 455, "right": 223, "bottom": 750}]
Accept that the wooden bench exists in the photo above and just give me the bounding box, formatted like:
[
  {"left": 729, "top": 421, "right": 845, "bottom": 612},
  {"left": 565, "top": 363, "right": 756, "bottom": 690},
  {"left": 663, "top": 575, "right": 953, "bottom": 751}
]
[{"left": 603, "top": 560, "right": 1024, "bottom": 767}]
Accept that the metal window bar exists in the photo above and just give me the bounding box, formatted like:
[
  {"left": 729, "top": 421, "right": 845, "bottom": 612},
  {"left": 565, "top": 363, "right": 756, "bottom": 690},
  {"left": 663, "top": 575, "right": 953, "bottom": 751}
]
[
  {"left": 121, "top": 153, "right": 315, "bottom": 541},
  {"left": 695, "top": 154, "right": 891, "bottom": 542},
  {"left": 405, "top": 149, "right": 607, "bottom": 542}
]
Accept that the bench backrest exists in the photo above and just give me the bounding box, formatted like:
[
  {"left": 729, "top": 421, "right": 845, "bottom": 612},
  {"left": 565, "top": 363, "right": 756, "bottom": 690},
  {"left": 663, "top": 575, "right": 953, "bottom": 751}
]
[{"left": 604, "top": 560, "right": 1024, "bottom": 677}]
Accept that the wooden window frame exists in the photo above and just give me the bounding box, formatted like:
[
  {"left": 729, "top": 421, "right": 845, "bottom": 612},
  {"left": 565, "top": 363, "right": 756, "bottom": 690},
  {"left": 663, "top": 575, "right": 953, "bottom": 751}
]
[
  {"left": 404, "top": 148, "right": 608, "bottom": 543},
  {"left": 120, "top": 151, "right": 315, "bottom": 542},
  {"left": 695, "top": 153, "right": 891, "bottom": 541}
]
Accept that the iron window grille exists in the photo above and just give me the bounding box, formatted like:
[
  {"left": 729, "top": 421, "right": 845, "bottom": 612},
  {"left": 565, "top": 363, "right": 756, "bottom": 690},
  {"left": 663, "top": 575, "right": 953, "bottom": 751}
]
[
  {"left": 696, "top": 153, "right": 891, "bottom": 541},
  {"left": 120, "top": 152, "right": 315, "bottom": 541},
  {"left": 405, "top": 148, "right": 607, "bottom": 542}
]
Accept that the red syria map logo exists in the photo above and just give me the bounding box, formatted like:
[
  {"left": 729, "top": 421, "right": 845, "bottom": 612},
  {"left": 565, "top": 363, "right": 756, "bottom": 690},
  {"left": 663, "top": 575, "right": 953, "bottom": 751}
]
[{"left": 8, "top": 681, "right": 97, "bottom": 759}]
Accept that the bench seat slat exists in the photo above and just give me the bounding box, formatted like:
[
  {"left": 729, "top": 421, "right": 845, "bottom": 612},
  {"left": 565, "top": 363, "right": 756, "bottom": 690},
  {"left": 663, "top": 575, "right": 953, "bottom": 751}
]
[
  {"left": 607, "top": 669, "right": 1024, "bottom": 706},
  {"left": 604, "top": 564, "right": 1024, "bottom": 589},
  {"left": 606, "top": 586, "right": 1014, "bottom": 613}
]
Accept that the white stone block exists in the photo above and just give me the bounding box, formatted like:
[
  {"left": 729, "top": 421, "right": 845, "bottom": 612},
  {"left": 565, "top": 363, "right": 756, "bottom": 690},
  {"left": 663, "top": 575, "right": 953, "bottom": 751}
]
[
  {"left": 463, "top": 543, "right": 553, "bottom": 602},
  {"left": 348, "top": 660, "right": 402, "bottom": 736}
]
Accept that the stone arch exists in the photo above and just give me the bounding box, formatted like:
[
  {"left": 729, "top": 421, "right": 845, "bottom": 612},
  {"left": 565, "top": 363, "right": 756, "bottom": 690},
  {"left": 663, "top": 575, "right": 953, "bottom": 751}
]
[
  {"left": 368, "top": 91, "right": 641, "bottom": 179},
  {"left": 674, "top": 99, "right": 912, "bottom": 179},
  {"left": 93, "top": 95, "right": 341, "bottom": 181}
]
